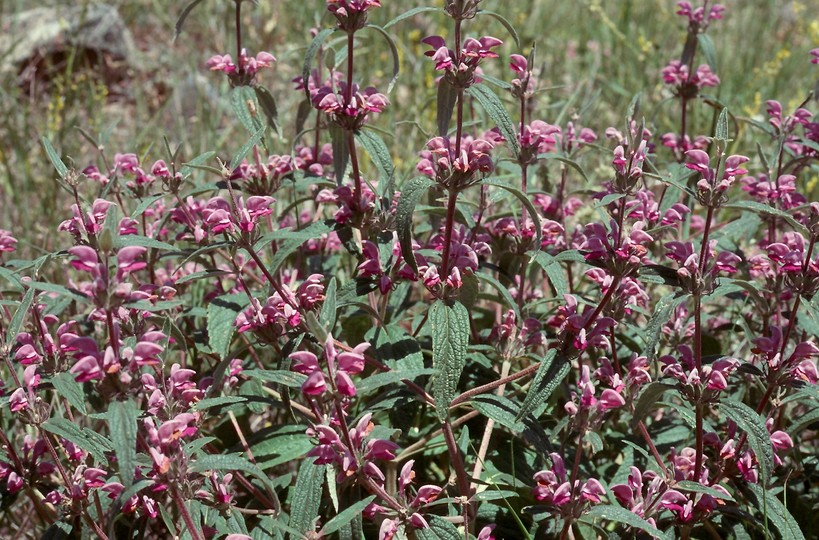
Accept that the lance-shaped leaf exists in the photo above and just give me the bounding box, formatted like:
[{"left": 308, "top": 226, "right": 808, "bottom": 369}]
[
  {"left": 431, "top": 300, "right": 469, "bottom": 420},
  {"left": 721, "top": 400, "right": 774, "bottom": 485},
  {"left": 329, "top": 122, "right": 350, "bottom": 186},
  {"left": 364, "top": 24, "right": 400, "bottom": 92},
  {"left": 437, "top": 79, "right": 459, "bottom": 137},
  {"left": 231, "top": 86, "right": 265, "bottom": 136},
  {"left": 582, "top": 505, "right": 663, "bottom": 538},
  {"left": 396, "top": 176, "right": 436, "bottom": 275},
  {"left": 208, "top": 295, "right": 244, "bottom": 360},
  {"left": 355, "top": 129, "right": 395, "bottom": 200},
  {"left": 477, "top": 9, "right": 521, "bottom": 48},
  {"left": 467, "top": 83, "right": 520, "bottom": 158},
  {"left": 481, "top": 177, "right": 541, "bottom": 248},
  {"left": 516, "top": 349, "right": 569, "bottom": 421},
  {"left": 746, "top": 483, "right": 806, "bottom": 540},
  {"left": 41, "top": 136, "right": 69, "bottom": 179},
  {"left": 108, "top": 400, "right": 140, "bottom": 488},
  {"left": 288, "top": 457, "right": 326, "bottom": 539},
  {"left": 302, "top": 27, "right": 337, "bottom": 100}
]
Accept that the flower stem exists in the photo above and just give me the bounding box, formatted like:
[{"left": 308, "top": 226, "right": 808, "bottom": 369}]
[{"left": 172, "top": 485, "right": 203, "bottom": 540}]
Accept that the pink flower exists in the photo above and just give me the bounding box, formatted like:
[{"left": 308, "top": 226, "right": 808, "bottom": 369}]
[
  {"left": 0, "top": 229, "right": 17, "bottom": 253},
  {"left": 116, "top": 246, "right": 147, "bottom": 279},
  {"left": 676, "top": 1, "right": 725, "bottom": 24},
  {"left": 810, "top": 48, "right": 819, "bottom": 64},
  {"left": 9, "top": 388, "right": 28, "bottom": 412},
  {"left": 207, "top": 49, "right": 276, "bottom": 82}
]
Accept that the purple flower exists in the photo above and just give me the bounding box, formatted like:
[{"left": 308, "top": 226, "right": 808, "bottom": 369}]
[
  {"left": 676, "top": 1, "right": 725, "bottom": 24},
  {"left": 422, "top": 35, "right": 503, "bottom": 87},
  {"left": 207, "top": 49, "right": 276, "bottom": 84},
  {"left": 116, "top": 246, "right": 147, "bottom": 280},
  {"left": 0, "top": 229, "right": 17, "bottom": 253}
]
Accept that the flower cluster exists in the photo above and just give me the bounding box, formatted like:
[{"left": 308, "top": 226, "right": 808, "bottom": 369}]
[{"left": 422, "top": 35, "right": 503, "bottom": 87}]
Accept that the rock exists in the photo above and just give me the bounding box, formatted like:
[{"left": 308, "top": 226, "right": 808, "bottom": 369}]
[{"left": 0, "top": 4, "right": 136, "bottom": 83}]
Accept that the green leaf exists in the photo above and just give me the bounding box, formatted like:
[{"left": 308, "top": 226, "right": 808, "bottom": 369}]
[
  {"left": 355, "top": 129, "right": 395, "bottom": 199},
  {"left": 725, "top": 201, "right": 809, "bottom": 237},
  {"left": 320, "top": 496, "right": 376, "bottom": 536},
  {"left": 674, "top": 480, "right": 734, "bottom": 502},
  {"left": 174, "top": 0, "right": 206, "bottom": 40},
  {"left": 319, "top": 277, "right": 338, "bottom": 330},
  {"left": 475, "top": 271, "right": 520, "bottom": 319},
  {"left": 477, "top": 9, "right": 521, "bottom": 48},
  {"left": 697, "top": 33, "right": 718, "bottom": 71},
  {"left": 721, "top": 400, "right": 774, "bottom": 485},
  {"left": 114, "top": 234, "right": 175, "bottom": 252},
  {"left": 41, "top": 136, "right": 69, "bottom": 179},
  {"left": 467, "top": 83, "right": 520, "bottom": 157},
  {"left": 288, "top": 457, "right": 326, "bottom": 539},
  {"left": 365, "top": 24, "right": 400, "bottom": 92},
  {"left": 208, "top": 296, "right": 243, "bottom": 360},
  {"left": 396, "top": 176, "right": 436, "bottom": 275},
  {"left": 243, "top": 369, "right": 307, "bottom": 388},
  {"left": 481, "top": 177, "right": 541, "bottom": 248},
  {"left": 192, "top": 396, "right": 247, "bottom": 411},
  {"left": 329, "top": 122, "right": 350, "bottom": 186},
  {"left": 529, "top": 251, "right": 568, "bottom": 297},
  {"left": 179, "top": 151, "right": 216, "bottom": 179},
  {"left": 302, "top": 28, "right": 338, "bottom": 101},
  {"left": 631, "top": 382, "right": 674, "bottom": 427},
  {"left": 51, "top": 372, "right": 87, "bottom": 415},
  {"left": 108, "top": 400, "right": 140, "bottom": 489},
  {"left": 42, "top": 418, "right": 110, "bottom": 464},
  {"left": 252, "top": 425, "right": 314, "bottom": 470},
  {"left": 263, "top": 222, "right": 337, "bottom": 276},
  {"left": 516, "top": 349, "right": 569, "bottom": 421},
  {"left": 715, "top": 106, "right": 729, "bottom": 143},
  {"left": 472, "top": 394, "right": 525, "bottom": 432},
  {"left": 583, "top": 504, "right": 663, "bottom": 538},
  {"left": 415, "top": 516, "right": 462, "bottom": 540},
  {"left": 231, "top": 124, "right": 267, "bottom": 169},
  {"left": 130, "top": 194, "right": 165, "bottom": 219},
  {"left": 254, "top": 219, "right": 337, "bottom": 252},
  {"left": 384, "top": 6, "right": 441, "bottom": 28},
  {"left": 231, "top": 86, "right": 265, "bottom": 135},
  {"left": 746, "top": 483, "right": 806, "bottom": 540},
  {"left": 430, "top": 300, "right": 470, "bottom": 420},
  {"left": 190, "top": 452, "right": 275, "bottom": 493},
  {"left": 355, "top": 367, "right": 435, "bottom": 395},
  {"left": 5, "top": 287, "right": 34, "bottom": 344},
  {"left": 643, "top": 293, "right": 689, "bottom": 361},
  {"left": 40, "top": 521, "right": 73, "bottom": 540},
  {"left": 255, "top": 86, "right": 282, "bottom": 139},
  {"left": 538, "top": 153, "right": 590, "bottom": 183},
  {"left": 26, "top": 281, "right": 89, "bottom": 302},
  {"left": 437, "top": 79, "right": 459, "bottom": 137}
]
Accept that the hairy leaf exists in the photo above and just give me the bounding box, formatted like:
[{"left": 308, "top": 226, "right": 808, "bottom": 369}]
[
  {"left": 431, "top": 300, "right": 469, "bottom": 419},
  {"left": 437, "top": 79, "right": 459, "bottom": 137},
  {"left": 108, "top": 400, "right": 140, "bottom": 489},
  {"left": 396, "top": 176, "right": 436, "bottom": 275},
  {"left": 467, "top": 83, "right": 520, "bottom": 157},
  {"left": 51, "top": 372, "right": 87, "bottom": 415},
  {"left": 208, "top": 295, "right": 243, "bottom": 360},
  {"left": 583, "top": 504, "right": 663, "bottom": 538},
  {"left": 288, "top": 457, "right": 326, "bottom": 539},
  {"left": 721, "top": 400, "right": 774, "bottom": 485},
  {"left": 746, "top": 484, "right": 806, "bottom": 540},
  {"left": 482, "top": 178, "right": 541, "bottom": 248},
  {"left": 516, "top": 349, "right": 568, "bottom": 421}
]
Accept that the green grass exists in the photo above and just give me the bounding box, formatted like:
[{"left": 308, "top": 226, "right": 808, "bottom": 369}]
[{"left": 1, "top": 0, "right": 818, "bottom": 255}]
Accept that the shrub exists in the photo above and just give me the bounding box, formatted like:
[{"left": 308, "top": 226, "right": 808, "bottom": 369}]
[{"left": 2, "top": 1, "right": 819, "bottom": 538}]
